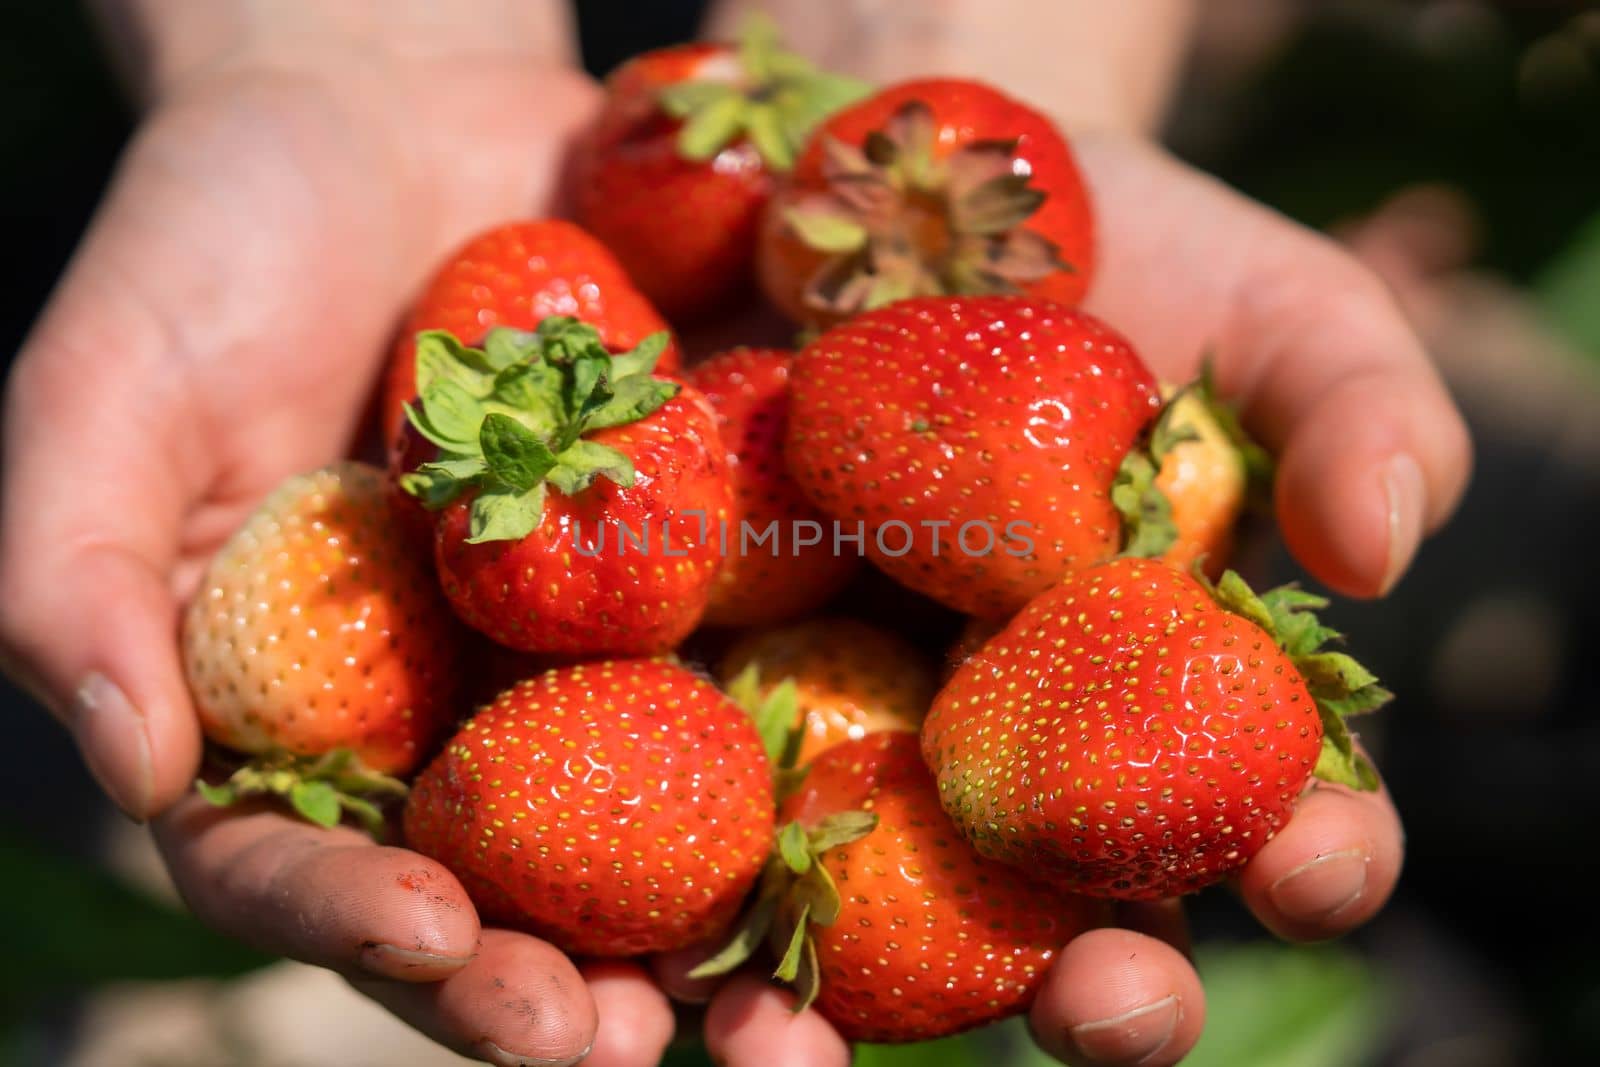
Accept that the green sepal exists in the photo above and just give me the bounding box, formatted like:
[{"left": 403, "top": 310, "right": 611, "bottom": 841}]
[
  {"left": 687, "top": 892, "right": 780, "bottom": 979},
  {"left": 658, "top": 14, "right": 871, "bottom": 171},
  {"left": 773, "top": 765, "right": 810, "bottom": 805},
  {"left": 1112, "top": 448, "right": 1179, "bottom": 559},
  {"left": 805, "top": 811, "right": 878, "bottom": 854},
  {"left": 466, "top": 484, "right": 547, "bottom": 544},
  {"left": 783, "top": 206, "right": 869, "bottom": 253},
  {"left": 194, "top": 747, "right": 408, "bottom": 840},
  {"left": 777, "top": 821, "right": 813, "bottom": 874},
  {"left": 401, "top": 320, "right": 677, "bottom": 543},
  {"left": 691, "top": 805, "right": 878, "bottom": 1010},
  {"left": 773, "top": 901, "right": 811, "bottom": 981},
  {"left": 1208, "top": 570, "right": 1392, "bottom": 792}
]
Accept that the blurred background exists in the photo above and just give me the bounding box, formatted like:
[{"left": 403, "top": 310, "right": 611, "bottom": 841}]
[{"left": 2, "top": 1, "right": 1597, "bottom": 1065}]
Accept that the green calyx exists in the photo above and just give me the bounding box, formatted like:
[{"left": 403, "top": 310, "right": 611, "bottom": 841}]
[
  {"left": 399, "top": 319, "right": 677, "bottom": 544},
  {"left": 688, "top": 810, "right": 879, "bottom": 1010},
  {"left": 1114, "top": 361, "right": 1275, "bottom": 560},
  {"left": 195, "top": 748, "right": 408, "bottom": 839},
  {"left": 1208, "top": 570, "right": 1392, "bottom": 791},
  {"left": 658, "top": 15, "right": 871, "bottom": 171},
  {"left": 782, "top": 99, "right": 1071, "bottom": 316},
  {"left": 726, "top": 664, "right": 809, "bottom": 801}
]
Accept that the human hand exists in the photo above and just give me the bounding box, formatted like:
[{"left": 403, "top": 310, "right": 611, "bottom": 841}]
[
  {"left": 0, "top": 9, "right": 686, "bottom": 1064},
  {"left": 679, "top": 132, "right": 1466, "bottom": 1067}
]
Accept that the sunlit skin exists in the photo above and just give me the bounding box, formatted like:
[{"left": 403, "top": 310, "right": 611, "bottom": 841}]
[{"left": 0, "top": 5, "right": 1463, "bottom": 1067}]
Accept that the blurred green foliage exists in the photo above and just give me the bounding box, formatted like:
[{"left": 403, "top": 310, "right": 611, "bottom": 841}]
[
  {"left": 1535, "top": 210, "right": 1600, "bottom": 358},
  {"left": 0, "top": 828, "right": 269, "bottom": 1018}
]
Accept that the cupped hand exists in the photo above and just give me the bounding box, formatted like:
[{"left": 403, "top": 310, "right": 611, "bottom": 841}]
[
  {"left": 681, "top": 131, "right": 1464, "bottom": 1067},
  {"left": 0, "top": 33, "right": 683, "bottom": 1067}
]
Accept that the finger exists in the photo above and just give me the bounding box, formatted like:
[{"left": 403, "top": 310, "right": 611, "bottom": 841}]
[
  {"left": 704, "top": 975, "right": 851, "bottom": 1067},
  {"left": 1113, "top": 899, "right": 1191, "bottom": 959},
  {"left": 1236, "top": 781, "right": 1404, "bottom": 942},
  {"left": 1029, "top": 929, "right": 1205, "bottom": 1067},
  {"left": 1077, "top": 135, "right": 1472, "bottom": 597},
  {"left": 0, "top": 315, "right": 201, "bottom": 818},
  {"left": 153, "top": 791, "right": 479, "bottom": 979},
  {"left": 651, "top": 944, "right": 722, "bottom": 1005},
  {"left": 351, "top": 928, "right": 597, "bottom": 1067},
  {"left": 579, "top": 961, "right": 677, "bottom": 1067}
]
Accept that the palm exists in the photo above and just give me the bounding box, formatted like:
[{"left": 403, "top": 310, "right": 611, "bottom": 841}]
[{"left": 149, "top": 60, "right": 602, "bottom": 591}]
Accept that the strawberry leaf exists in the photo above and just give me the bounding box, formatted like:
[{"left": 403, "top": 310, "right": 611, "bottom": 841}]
[
  {"left": 805, "top": 811, "right": 878, "bottom": 853},
  {"left": 777, "top": 821, "right": 813, "bottom": 874},
  {"left": 688, "top": 893, "right": 779, "bottom": 978},
  {"left": 194, "top": 780, "right": 237, "bottom": 807},
  {"left": 1112, "top": 449, "right": 1179, "bottom": 559},
  {"left": 401, "top": 324, "right": 677, "bottom": 541},
  {"left": 546, "top": 440, "right": 635, "bottom": 495},
  {"left": 289, "top": 780, "right": 341, "bottom": 828},
  {"left": 582, "top": 376, "right": 681, "bottom": 432},
  {"left": 773, "top": 901, "right": 811, "bottom": 981},
  {"left": 466, "top": 485, "right": 546, "bottom": 544},
  {"left": 480, "top": 414, "right": 559, "bottom": 493},
  {"left": 1209, "top": 570, "right": 1389, "bottom": 792}
]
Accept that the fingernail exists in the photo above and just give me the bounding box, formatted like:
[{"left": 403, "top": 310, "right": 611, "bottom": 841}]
[
  {"left": 1069, "top": 994, "right": 1180, "bottom": 1065},
  {"left": 72, "top": 672, "right": 154, "bottom": 821},
  {"left": 1270, "top": 848, "right": 1368, "bottom": 921},
  {"left": 475, "top": 1040, "right": 592, "bottom": 1067},
  {"left": 1379, "top": 453, "right": 1426, "bottom": 594},
  {"left": 359, "top": 942, "right": 471, "bottom": 975}
]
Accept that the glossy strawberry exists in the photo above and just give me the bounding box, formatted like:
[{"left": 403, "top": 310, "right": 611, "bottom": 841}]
[
  {"left": 759, "top": 78, "right": 1094, "bottom": 328},
  {"left": 404, "top": 658, "right": 775, "bottom": 956},
  {"left": 574, "top": 23, "right": 868, "bottom": 324},
  {"left": 380, "top": 219, "right": 680, "bottom": 441},
  {"left": 398, "top": 320, "right": 730, "bottom": 656},
  {"left": 686, "top": 348, "right": 858, "bottom": 625},
  {"left": 695, "top": 732, "right": 1104, "bottom": 1043},
  {"left": 719, "top": 618, "right": 933, "bottom": 765},
  {"left": 923, "top": 557, "right": 1390, "bottom": 900},
  {"left": 785, "top": 295, "right": 1162, "bottom": 617},
  {"left": 182, "top": 463, "right": 462, "bottom": 830}
]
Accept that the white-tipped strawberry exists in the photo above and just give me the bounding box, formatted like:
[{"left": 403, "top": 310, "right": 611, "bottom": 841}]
[{"left": 182, "top": 462, "right": 463, "bottom": 834}]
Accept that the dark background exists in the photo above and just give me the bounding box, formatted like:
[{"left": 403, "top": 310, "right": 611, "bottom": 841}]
[{"left": 3, "top": 2, "right": 1598, "bottom": 1065}]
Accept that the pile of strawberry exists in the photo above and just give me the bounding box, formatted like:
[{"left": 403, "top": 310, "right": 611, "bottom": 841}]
[{"left": 183, "top": 22, "right": 1390, "bottom": 1046}]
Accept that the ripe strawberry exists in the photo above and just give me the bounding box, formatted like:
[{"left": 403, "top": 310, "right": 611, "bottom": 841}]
[
  {"left": 182, "top": 463, "right": 462, "bottom": 832},
  {"left": 403, "top": 658, "right": 775, "bottom": 956},
  {"left": 759, "top": 78, "right": 1094, "bottom": 328},
  {"left": 685, "top": 348, "right": 858, "bottom": 625},
  {"left": 573, "top": 21, "right": 868, "bottom": 324},
  {"left": 379, "top": 219, "right": 681, "bottom": 441},
  {"left": 694, "top": 732, "right": 1105, "bottom": 1043},
  {"left": 399, "top": 319, "right": 731, "bottom": 656},
  {"left": 718, "top": 618, "right": 933, "bottom": 765},
  {"left": 922, "top": 557, "right": 1390, "bottom": 900},
  {"left": 785, "top": 295, "right": 1163, "bottom": 617}
]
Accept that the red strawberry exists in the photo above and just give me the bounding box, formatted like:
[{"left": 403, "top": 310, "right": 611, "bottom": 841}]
[
  {"left": 785, "top": 295, "right": 1163, "bottom": 617},
  {"left": 380, "top": 219, "right": 681, "bottom": 442},
  {"left": 759, "top": 78, "right": 1094, "bottom": 328},
  {"left": 685, "top": 348, "right": 858, "bottom": 625},
  {"left": 399, "top": 319, "right": 730, "bottom": 656},
  {"left": 403, "top": 658, "right": 775, "bottom": 956},
  {"left": 922, "top": 557, "right": 1390, "bottom": 900},
  {"left": 182, "top": 463, "right": 462, "bottom": 831},
  {"left": 573, "top": 22, "right": 868, "bottom": 324},
  {"left": 694, "top": 732, "right": 1105, "bottom": 1043},
  {"left": 718, "top": 617, "right": 933, "bottom": 765}
]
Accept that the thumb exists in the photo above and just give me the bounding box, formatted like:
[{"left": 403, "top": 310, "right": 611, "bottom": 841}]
[{"left": 0, "top": 239, "right": 206, "bottom": 822}]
